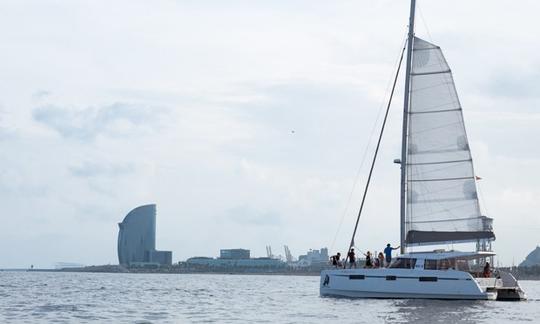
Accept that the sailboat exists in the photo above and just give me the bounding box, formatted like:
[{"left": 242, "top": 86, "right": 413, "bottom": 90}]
[{"left": 320, "top": 0, "right": 526, "bottom": 301}]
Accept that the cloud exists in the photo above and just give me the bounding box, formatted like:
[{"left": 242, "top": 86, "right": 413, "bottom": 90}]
[
  {"left": 0, "top": 107, "right": 14, "bottom": 141},
  {"left": 32, "top": 90, "right": 52, "bottom": 100},
  {"left": 32, "top": 102, "right": 169, "bottom": 140},
  {"left": 486, "top": 68, "right": 540, "bottom": 100},
  {"left": 69, "top": 162, "right": 135, "bottom": 178},
  {"left": 223, "top": 205, "right": 282, "bottom": 227}
]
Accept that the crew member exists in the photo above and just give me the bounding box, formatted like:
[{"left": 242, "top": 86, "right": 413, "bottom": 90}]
[
  {"left": 331, "top": 252, "right": 341, "bottom": 268},
  {"left": 348, "top": 248, "right": 356, "bottom": 268},
  {"left": 483, "top": 262, "right": 491, "bottom": 278},
  {"left": 384, "top": 243, "right": 400, "bottom": 267}
]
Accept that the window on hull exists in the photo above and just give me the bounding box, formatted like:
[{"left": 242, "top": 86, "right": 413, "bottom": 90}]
[
  {"left": 389, "top": 258, "right": 417, "bottom": 269},
  {"left": 424, "top": 258, "right": 457, "bottom": 270},
  {"left": 349, "top": 275, "right": 365, "bottom": 280}
]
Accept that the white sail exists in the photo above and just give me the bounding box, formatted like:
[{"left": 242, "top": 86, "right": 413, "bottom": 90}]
[{"left": 405, "top": 37, "right": 494, "bottom": 245}]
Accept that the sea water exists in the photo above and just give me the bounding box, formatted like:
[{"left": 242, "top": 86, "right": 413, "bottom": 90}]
[{"left": 1, "top": 271, "right": 539, "bottom": 323}]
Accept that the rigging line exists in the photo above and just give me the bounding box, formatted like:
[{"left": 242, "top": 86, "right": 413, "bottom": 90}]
[
  {"left": 417, "top": 3, "right": 434, "bottom": 43},
  {"left": 329, "top": 33, "right": 408, "bottom": 252},
  {"left": 344, "top": 41, "right": 407, "bottom": 264}
]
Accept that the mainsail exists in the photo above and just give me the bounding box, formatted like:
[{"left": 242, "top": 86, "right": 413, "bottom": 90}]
[{"left": 404, "top": 37, "right": 495, "bottom": 245}]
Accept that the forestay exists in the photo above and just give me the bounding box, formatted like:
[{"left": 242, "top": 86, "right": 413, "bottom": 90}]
[{"left": 405, "top": 37, "right": 494, "bottom": 245}]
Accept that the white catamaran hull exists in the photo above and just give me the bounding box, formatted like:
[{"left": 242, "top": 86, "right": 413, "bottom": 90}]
[{"left": 320, "top": 268, "right": 496, "bottom": 300}]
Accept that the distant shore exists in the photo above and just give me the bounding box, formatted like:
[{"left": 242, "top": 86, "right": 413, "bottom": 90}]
[
  {"left": 12, "top": 264, "right": 540, "bottom": 280},
  {"left": 19, "top": 265, "right": 322, "bottom": 276}
]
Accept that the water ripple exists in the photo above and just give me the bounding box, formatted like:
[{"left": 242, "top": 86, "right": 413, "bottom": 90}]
[{"left": 0, "top": 272, "right": 538, "bottom": 323}]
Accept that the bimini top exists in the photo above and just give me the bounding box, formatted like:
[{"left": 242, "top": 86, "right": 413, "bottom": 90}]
[{"left": 401, "top": 250, "right": 496, "bottom": 260}]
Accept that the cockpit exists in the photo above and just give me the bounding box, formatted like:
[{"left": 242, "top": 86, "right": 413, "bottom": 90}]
[{"left": 389, "top": 251, "right": 494, "bottom": 277}]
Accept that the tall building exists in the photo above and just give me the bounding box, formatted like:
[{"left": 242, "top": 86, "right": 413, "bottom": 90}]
[{"left": 117, "top": 204, "right": 172, "bottom": 266}]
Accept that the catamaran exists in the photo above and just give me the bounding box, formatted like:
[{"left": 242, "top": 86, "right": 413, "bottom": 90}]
[{"left": 320, "top": 0, "right": 526, "bottom": 301}]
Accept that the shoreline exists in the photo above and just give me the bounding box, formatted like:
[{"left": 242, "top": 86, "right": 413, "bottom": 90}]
[
  {"left": 19, "top": 268, "right": 321, "bottom": 276},
  {"left": 9, "top": 267, "right": 539, "bottom": 280}
]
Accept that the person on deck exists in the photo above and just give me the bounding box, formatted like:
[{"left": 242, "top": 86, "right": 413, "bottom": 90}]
[
  {"left": 347, "top": 249, "right": 356, "bottom": 268},
  {"left": 331, "top": 253, "right": 341, "bottom": 268},
  {"left": 384, "top": 244, "right": 400, "bottom": 267},
  {"left": 483, "top": 262, "right": 491, "bottom": 278},
  {"left": 364, "top": 251, "right": 373, "bottom": 268},
  {"left": 378, "top": 252, "right": 385, "bottom": 268}
]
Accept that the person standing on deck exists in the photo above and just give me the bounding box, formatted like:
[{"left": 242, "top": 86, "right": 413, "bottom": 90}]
[
  {"left": 378, "top": 252, "right": 385, "bottom": 268},
  {"left": 363, "top": 251, "right": 373, "bottom": 268},
  {"left": 384, "top": 244, "right": 400, "bottom": 267},
  {"left": 347, "top": 249, "right": 356, "bottom": 268},
  {"left": 483, "top": 262, "right": 491, "bottom": 278}
]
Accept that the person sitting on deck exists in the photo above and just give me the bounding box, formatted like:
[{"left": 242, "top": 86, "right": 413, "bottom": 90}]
[
  {"left": 483, "top": 262, "right": 491, "bottom": 278},
  {"left": 384, "top": 244, "right": 400, "bottom": 267},
  {"left": 347, "top": 249, "right": 357, "bottom": 268},
  {"left": 364, "top": 251, "right": 373, "bottom": 268},
  {"left": 331, "top": 252, "right": 341, "bottom": 268}
]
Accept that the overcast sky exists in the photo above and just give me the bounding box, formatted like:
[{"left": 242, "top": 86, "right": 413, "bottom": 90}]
[{"left": 1, "top": 0, "right": 539, "bottom": 268}]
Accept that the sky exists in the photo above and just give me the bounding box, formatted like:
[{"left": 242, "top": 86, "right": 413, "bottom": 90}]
[{"left": 0, "top": 0, "right": 539, "bottom": 268}]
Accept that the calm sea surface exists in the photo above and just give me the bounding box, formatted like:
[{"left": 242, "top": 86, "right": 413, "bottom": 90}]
[{"left": 0, "top": 271, "right": 539, "bottom": 323}]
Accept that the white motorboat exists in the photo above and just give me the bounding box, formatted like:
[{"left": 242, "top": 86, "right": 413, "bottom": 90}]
[{"left": 320, "top": 0, "right": 526, "bottom": 301}]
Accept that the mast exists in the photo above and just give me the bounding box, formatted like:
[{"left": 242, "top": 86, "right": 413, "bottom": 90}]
[{"left": 400, "top": 0, "right": 416, "bottom": 255}]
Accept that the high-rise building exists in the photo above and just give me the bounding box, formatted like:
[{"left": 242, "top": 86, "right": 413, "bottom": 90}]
[{"left": 117, "top": 204, "right": 172, "bottom": 266}]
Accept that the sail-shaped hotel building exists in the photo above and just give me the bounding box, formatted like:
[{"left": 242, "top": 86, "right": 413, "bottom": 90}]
[{"left": 117, "top": 204, "right": 172, "bottom": 266}]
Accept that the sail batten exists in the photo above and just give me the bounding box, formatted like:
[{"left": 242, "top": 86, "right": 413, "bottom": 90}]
[
  {"left": 410, "top": 108, "right": 461, "bottom": 115},
  {"left": 404, "top": 37, "right": 494, "bottom": 245},
  {"left": 411, "top": 69, "right": 451, "bottom": 76},
  {"left": 408, "top": 158, "right": 472, "bottom": 166},
  {"left": 409, "top": 176, "right": 475, "bottom": 182}
]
